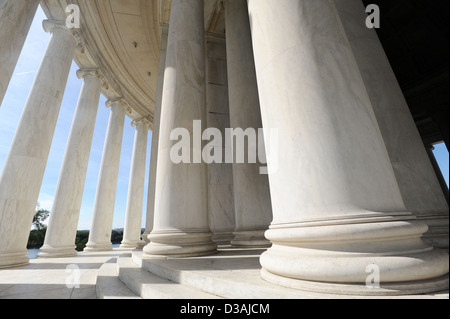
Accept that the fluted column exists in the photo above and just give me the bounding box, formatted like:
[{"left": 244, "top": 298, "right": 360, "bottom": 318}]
[
  {"left": 143, "top": 0, "right": 217, "bottom": 257},
  {"left": 120, "top": 119, "right": 150, "bottom": 249},
  {"left": 38, "top": 69, "right": 106, "bottom": 258},
  {"left": 0, "top": 20, "right": 79, "bottom": 268},
  {"left": 0, "top": 0, "right": 40, "bottom": 106},
  {"left": 224, "top": 0, "right": 272, "bottom": 247},
  {"left": 139, "top": 24, "right": 169, "bottom": 247},
  {"left": 334, "top": 0, "right": 449, "bottom": 250},
  {"left": 85, "top": 99, "right": 129, "bottom": 252},
  {"left": 248, "top": 0, "right": 448, "bottom": 295}
]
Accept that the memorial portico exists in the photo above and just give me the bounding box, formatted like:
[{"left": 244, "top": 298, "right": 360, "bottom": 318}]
[{"left": 0, "top": 0, "right": 448, "bottom": 298}]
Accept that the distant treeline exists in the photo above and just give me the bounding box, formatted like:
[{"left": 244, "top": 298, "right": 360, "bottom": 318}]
[{"left": 27, "top": 229, "right": 125, "bottom": 251}]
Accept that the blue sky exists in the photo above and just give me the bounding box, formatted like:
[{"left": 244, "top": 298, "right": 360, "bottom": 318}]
[
  {"left": 0, "top": 6, "right": 448, "bottom": 231},
  {"left": 0, "top": 7, "right": 152, "bottom": 230}
]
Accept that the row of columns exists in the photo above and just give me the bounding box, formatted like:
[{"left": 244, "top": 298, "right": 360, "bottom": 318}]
[
  {"left": 0, "top": 0, "right": 448, "bottom": 296},
  {"left": 0, "top": 18, "right": 79, "bottom": 267},
  {"left": 0, "top": 1, "right": 153, "bottom": 262},
  {"left": 141, "top": 0, "right": 448, "bottom": 295},
  {"left": 249, "top": 0, "right": 448, "bottom": 295}
]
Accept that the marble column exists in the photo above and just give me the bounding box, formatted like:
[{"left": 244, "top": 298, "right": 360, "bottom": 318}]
[
  {"left": 0, "top": 0, "right": 40, "bottom": 106},
  {"left": 140, "top": 24, "right": 169, "bottom": 247},
  {"left": 120, "top": 119, "right": 149, "bottom": 249},
  {"left": 143, "top": 0, "right": 217, "bottom": 257},
  {"left": 334, "top": 0, "right": 449, "bottom": 250},
  {"left": 0, "top": 20, "right": 79, "bottom": 268},
  {"left": 224, "top": 0, "right": 272, "bottom": 247},
  {"left": 85, "top": 99, "right": 129, "bottom": 252},
  {"left": 204, "top": 32, "right": 236, "bottom": 245},
  {"left": 38, "top": 69, "right": 106, "bottom": 258},
  {"left": 248, "top": 0, "right": 449, "bottom": 295}
]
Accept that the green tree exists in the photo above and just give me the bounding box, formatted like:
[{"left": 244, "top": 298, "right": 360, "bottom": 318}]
[
  {"left": 27, "top": 205, "right": 50, "bottom": 248},
  {"left": 32, "top": 206, "right": 50, "bottom": 231},
  {"left": 75, "top": 231, "right": 89, "bottom": 251},
  {"left": 110, "top": 229, "right": 123, "bottom": 244}
]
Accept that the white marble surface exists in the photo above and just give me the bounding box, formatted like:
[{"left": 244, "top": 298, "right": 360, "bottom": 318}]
[
  {"left": 248, "top": 0, "right": 449, "bottom": 294},
  {"left": 204, "top": 34, "right": 236, "bottom": 244},
  {"left": 133, "top": 248, "right": 449, "bottom": 299},
  {"left": 85, "top": 100, "right": 127, "bottom": 252},
  {"left": 141, "top": 24, "right": 169, "bottom": 246},
  {"left": 334, "top": 0, "right": 449, "bottom": 249},
  {"left": 0, "top": 20, "right": 78, "bottom": 268},
  {"left": 121, "top": 121, "right": 149, "bottom": 248},
  {"left": 224, "top": 0, "right": 272, "bottom": 247},
  {"left": 39, "top": 69, "right": 104, "bottom": 258},
  {"left": 0, "top": 0, "right": 40, "bottom": 106},
  {"left": 0, "top": 250, "right": 126, "bottom": 299},
  {"left": 144, "top": 0, "right": 216, "bottom": 257}
]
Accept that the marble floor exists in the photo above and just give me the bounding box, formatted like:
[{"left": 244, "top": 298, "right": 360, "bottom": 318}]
[
  {"left": 0, "top": 250, "right": 126, "bottom": 299},
  {"left": 0, "top": 247, "right": 448, "bottom": 299}
]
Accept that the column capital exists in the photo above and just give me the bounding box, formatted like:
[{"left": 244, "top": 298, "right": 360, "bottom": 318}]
[
  {"left": 42, "top": 19, "right": 81, "bottom": 46},
  {"left": 106, "top": 98, "right": 132, "bottom": 115},
  {"left": 76, "top": 68, "right": 109, "bottom": 90},
  {"left": 131, "top": 117, "right": 152, "bottom": 130}
]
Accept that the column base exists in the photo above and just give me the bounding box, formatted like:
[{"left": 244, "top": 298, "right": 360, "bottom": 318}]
[
  {"left": 0, "top": 251, "right": 29, "bottom": 269},
  {"left": 231, "top": 230, "right": 271, "bottom": 247},
  {"left": 83, "top": 242, "right": 113, "bottom": 252},
  {"left": 212, "top": 231, "right": 234, "bottom": 245},
  {"left": 140, "top": 231, "right": 151, "bottom": 243},
  {"left": 260, "top": 214, "right": 450, "bottom": 296},
  {"left": 261, "top": 269, "right": 449, "bottom": 296},
  {"left": 143, "top": 230, "right": 217, "bottom": 257},
  {"left": 119, "top": 240, "right": 141, "bottom": 249},
  {"left": 136, "top": 232, "right": 151, "bottom": 248},
  {"left": 38, "top": 245, "right": 78, "bottom": 258},
  {"left": 416, "top": 212, "right": 449, "bottom": 250},
  {"left": 136, "top": 240, "right": 148, "bottom": 249}
]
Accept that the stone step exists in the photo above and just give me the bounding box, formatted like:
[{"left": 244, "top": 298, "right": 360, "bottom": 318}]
[
  {"left": 96, "top": 257, "right": 141, "bottom": 299},
  {"left": 117, "top": 254, "right": 223, "bottom": 299},
  {"left": 131, "top": 249, "right": 450, "bottom": 299},
  {"left": 131, "top": 249, "right": 321, "bottom": 299}
]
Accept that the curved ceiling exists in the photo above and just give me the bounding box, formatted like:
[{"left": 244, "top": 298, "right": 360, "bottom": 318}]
[{"left": 40, "top": 0, "right": 226, "bottom": 127}]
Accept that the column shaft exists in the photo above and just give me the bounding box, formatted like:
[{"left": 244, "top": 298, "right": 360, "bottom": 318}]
[
  {"left": 38, "top": 69, "right": 104, "bottom": 258},
  {"left": 248, "top": 0, "right": 448, "bottom": 295},
  {"left": 140, "top": 24, "right": 169, "bottom": 247},
  {"left": 85, "top": 99, "right": 127, "bottom": 251},
  {"left": 224, "top": 0, "right": 272, "bottom": 246},
  {"left": 143, "top": 0, "right": 217, "bottom": 257},
  {"left": 121, "top": 121, "right": 149, "bottom": 248},
  {"left": 334, "top": 0, "right": 449, "bottom": 249},
  {"left": 0, "top": 0, "right": 40, "bottom": 106},
  {"left": 204, "top": 33, "right": 236, "bottom": 245},
  {"left": 0, "top": 20, "right": 78, "bottom": 268}
]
